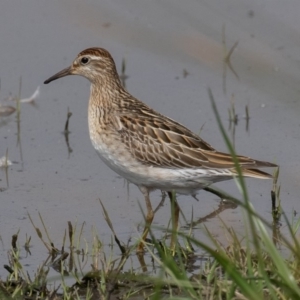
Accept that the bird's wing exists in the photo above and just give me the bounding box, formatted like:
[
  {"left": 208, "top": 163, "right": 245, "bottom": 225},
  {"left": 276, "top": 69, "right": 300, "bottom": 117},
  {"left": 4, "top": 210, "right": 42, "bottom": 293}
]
[{"left": 113, "top": 109, "right": 275, "bottom": 170}]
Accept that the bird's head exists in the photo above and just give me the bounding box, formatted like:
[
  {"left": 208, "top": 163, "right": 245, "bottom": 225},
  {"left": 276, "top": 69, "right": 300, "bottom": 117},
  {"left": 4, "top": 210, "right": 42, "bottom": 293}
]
[{"left": 44, "top": 47, "right": 119, "bottom": 85}]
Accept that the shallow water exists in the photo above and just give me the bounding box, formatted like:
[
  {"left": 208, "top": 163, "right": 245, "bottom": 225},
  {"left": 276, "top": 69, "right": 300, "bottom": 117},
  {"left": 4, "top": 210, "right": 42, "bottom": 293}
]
[{"left": 0, "top": 0, "right": 299, "bottom": 279}]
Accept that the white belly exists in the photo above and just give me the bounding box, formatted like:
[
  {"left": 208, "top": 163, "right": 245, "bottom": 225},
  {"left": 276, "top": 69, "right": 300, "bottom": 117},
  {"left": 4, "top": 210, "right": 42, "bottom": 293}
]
[{"left": 90, "top": 137, "right": 233, "bottom": 195}]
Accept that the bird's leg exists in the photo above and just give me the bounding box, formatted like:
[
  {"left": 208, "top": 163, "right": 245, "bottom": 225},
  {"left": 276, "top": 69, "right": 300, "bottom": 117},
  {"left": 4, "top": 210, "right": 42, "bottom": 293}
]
[
  {"left": 137, "top": 187, "right": 154, "bottom": 253},
  {"left": 168, "top": 191, "right": 180, "bottom": 251}
]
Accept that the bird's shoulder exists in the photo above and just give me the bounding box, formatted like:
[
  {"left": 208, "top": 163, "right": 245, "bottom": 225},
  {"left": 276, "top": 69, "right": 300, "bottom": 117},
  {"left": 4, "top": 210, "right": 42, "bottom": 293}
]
[{"left": 115, "top": 97, "right": 215, "bottom": 152}]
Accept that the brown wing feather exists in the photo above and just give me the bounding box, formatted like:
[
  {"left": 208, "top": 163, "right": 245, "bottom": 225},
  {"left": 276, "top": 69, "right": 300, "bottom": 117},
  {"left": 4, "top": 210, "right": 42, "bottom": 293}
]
[
  {"left": 112, "top": 98, "right": 276, "bottom": 170},
  {"left": 233, "top": 168, "right": 273, "bottom": 179}
]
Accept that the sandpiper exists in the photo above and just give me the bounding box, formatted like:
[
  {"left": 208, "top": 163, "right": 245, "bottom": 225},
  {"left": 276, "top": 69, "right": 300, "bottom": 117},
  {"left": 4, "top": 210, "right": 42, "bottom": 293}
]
[{"left": 44, "top": 47, "right": 277, "bottom": 252}]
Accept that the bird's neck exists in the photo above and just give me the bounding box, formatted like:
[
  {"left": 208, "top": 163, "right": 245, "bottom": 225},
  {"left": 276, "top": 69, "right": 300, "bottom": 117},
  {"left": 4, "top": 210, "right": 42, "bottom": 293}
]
[
  {"left": 88, "top": 78, "right": 126, "bottom": 126},
  {"left": 89, "top": 76, "right": 123, "bottom": 108}
]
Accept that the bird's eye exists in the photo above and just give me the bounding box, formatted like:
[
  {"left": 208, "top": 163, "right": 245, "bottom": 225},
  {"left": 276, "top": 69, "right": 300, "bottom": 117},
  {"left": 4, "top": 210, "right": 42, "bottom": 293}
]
[{"left": 80, "top": 57, "right": 89, "bottom": 65}]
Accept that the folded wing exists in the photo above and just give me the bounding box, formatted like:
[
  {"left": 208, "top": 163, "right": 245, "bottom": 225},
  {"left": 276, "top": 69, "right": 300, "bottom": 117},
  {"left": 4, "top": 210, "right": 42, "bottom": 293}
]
[{"left": 113, "top": 107, "right": 276, "bottom": 178}]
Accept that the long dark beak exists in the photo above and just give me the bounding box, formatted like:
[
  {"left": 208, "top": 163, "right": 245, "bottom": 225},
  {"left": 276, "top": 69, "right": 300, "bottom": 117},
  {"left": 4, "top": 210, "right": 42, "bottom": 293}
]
[{"left": 44, "top": 66, "right": 72, "bottom": 84}]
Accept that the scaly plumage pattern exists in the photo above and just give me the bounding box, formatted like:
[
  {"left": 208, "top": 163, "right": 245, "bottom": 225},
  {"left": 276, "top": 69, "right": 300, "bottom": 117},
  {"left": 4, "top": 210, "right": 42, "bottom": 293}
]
[{"left": 44, "top": 47, "right": 277, "bottom": 251}]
